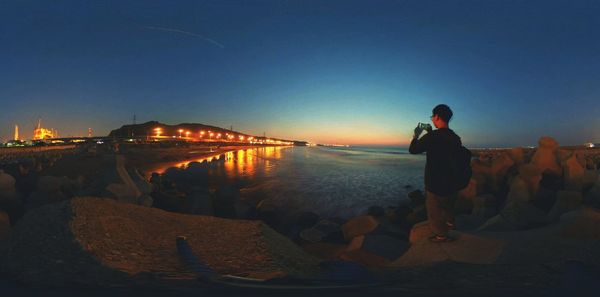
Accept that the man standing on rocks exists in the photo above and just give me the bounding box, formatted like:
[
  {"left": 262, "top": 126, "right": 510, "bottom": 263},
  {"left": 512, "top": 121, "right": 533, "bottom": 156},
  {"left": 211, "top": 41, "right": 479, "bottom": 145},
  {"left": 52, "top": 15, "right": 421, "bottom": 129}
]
[{"left": 409, "top": 104, "right": 463, "bottom": 242}]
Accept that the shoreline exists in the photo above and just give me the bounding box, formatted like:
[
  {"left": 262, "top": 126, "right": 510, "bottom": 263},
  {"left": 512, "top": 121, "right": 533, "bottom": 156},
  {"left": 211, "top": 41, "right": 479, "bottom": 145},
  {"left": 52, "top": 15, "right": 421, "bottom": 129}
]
[{"left": 129, "top": 145, "right": 293, "bottom": 176}]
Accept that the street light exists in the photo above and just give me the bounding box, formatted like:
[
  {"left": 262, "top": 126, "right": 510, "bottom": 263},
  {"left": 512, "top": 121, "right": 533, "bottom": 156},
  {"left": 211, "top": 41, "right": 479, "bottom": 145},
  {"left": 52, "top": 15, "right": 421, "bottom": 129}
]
[
  {"left": 153, "top": 127, "right": 162, "bottom": 137},
  {"left": 185, "top": 131, "right": 191, "bottom": 138},
  {"left": 178, "top": 129, "right": 184, "bottom": 138}
]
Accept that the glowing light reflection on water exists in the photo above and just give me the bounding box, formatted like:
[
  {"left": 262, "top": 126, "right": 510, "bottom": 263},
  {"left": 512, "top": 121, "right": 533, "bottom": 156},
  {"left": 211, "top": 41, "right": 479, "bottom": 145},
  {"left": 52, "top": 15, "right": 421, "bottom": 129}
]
[{"left": 153, "top": 146, "right": 426, "bottom": 219}]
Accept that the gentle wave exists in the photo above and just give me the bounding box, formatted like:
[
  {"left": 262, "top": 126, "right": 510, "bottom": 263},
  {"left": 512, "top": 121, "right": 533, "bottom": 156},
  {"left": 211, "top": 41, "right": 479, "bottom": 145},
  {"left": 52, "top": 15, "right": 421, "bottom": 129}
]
[{"left": 215, "top": 146, "right": 426, "bottom": 219}]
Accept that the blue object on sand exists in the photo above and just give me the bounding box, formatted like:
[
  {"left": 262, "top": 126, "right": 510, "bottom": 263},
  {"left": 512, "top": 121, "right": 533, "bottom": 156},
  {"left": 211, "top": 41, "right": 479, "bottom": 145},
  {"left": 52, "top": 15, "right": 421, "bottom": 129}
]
[
  {"left": 175, "top": 236, "right": 387, "bottom": 291},
  {"left": 175, "top": 236, "right": 217, "bottom": 280}
]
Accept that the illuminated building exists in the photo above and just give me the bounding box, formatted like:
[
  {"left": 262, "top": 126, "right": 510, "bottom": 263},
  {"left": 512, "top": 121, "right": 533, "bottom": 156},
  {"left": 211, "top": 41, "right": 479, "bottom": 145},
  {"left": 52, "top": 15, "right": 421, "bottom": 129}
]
[
  {"left": 33, "top": 119, "right": 55, "bottom": 140},
  {"left": 14, "top": 125, "right": 19, "bottom": 141}
]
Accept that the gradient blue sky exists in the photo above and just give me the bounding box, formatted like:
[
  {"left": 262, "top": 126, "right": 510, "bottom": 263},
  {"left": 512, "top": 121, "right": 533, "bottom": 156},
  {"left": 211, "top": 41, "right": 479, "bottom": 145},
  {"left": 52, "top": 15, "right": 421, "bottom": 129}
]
[{"left": 1, "top": 0, "right": 599, "bottom": 147}]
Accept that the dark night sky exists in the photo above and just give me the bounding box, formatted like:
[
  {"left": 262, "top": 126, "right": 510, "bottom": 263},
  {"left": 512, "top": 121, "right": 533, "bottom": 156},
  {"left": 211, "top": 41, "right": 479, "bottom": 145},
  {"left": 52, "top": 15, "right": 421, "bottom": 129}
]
[{"left": 1, "top": 0, "right": 599, "bottom": 147}]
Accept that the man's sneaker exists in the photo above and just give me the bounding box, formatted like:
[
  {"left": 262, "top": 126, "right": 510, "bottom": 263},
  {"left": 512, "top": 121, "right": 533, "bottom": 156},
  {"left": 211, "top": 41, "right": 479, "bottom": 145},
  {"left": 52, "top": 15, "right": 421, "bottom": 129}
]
[
  {"left": 428, "top": 234, "right": 455, "bottom": 243},
  {"left": 446, "top": 221, "right": 456, "bottom": 230}
]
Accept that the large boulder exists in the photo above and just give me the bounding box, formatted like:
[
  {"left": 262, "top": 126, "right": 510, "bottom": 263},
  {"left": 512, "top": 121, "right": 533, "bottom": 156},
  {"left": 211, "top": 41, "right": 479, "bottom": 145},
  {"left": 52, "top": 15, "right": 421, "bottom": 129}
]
[
  {"left": 184, "top": 162, "right": 209, "bottom": 187},
  {"left": 548, "top": 191, "right": 583, "bottom": 221},
  {"left": 26, "top": 190, "right": 68, "bottom": 210},
  {"left": 186, "top": 188, "right": 213, "bottom": 215},
  {"left": 408, "top": 221, "right": 432, "bottom": 244},
  {"left": 454, "top": 214, "right": 487, "bottom": 231},
  {"left": 361, "top": 234, "right": 410, "bottom": 260},
  {"left": 36, "top": 176, "right": 63, "bottom": 193},
  {"left": 0, "top": 197, "right": 320, "bottom": 286},
  {"left": 299, "top": 219, "right": 342, "bottom": 243},
  {"left": 59, "top": 176, "right": 84, "bottom": 198},
  {"left": 160, "top": 167, "right": 185, "bottom": 190},
  {"left": 130, "top": 169, "right": 153, "bottom": 196},
  {"left": 341, "top": 215, "right": 379, "bottom": 241},
  {"left": 501, "top": 165, "right": 542, "bottom": 213},
  {"left": 105, "top": 183, "right": 138, "bottom": 204},
  {"left": 558, "top": 207, "right": 600, "bottom": 240},
  {"left": 532, "top": 186, "right": 557, "bottom": 212},
  {"left": 505, "top": 176, "right": 532, "bottom": 204},
  {"left": 285, "top": 211, "right": 321, "bottom": 240},
  {"left": 405, "top": 205, "right": 427, "bottom": 225},
  {"left": 557, "top": 149, "right": 572, "bottom": 163},
  {"left": 293, "top": 212, "right": 321, "bottom": 229},
  {"left": 563, "top": 155, "right": 584, "bottom": 191},
  {"left": 539, "top": 170, "right": 563, "bottom": 191},
  {"left": 299, "top": 228, "right": 326, "bottom": 243},
  {"left": 394, "top": 201, "right": 412, "bottom": 220},
  {"left": 471, "top": 172, "right": 488, "bottom": 195},
  {"left": 471, "top": 160, "right": 492, "bottom": 194},
  {"left": 214, "top": 185, "right": 241, "bottom": 219},
  {"left": 455, "top": 178, "right": 477, "bottom": 214},
  {"left": 518, "top": 164, "right": 543, "bottom": 197},
  {"left": 574, "top": 150, "right": 587, "bottom": 168},
  {"left": 471, "top": 158, "right": 492, "bottom": 175},
  {"left": 391, "top": 231, "right": 507, "bottom": 266},
  {"left": 301, "top": 243, "right": 346, "bottom": 260},
  {"left": 26, "top": 176, "right": 69, "bottom": 210},
  {"left": 339, "top": 249, "right": 392, "bottom": 267},
  {"left": 472, "top": 194, "right": 498, "bottom": 220},
  {"left": 584, "top": 176, "right": 600, "bottom": 207},
  {"left": 345, "top": 235, "right": 365, "bottom": 251},
  {"left": 0, "top": 170, "right": 16, "bottom": 192},
  {"left": 583, "top": 170, "right": 599, "bottom": 191},
  {"left": 500, "top": 201, "right": 548, "bottom": 229},
  {"left": 478, "top": 214, "right": 517, "bottom": 231},
  {"left": 488, "top": 153, "right": 515, "bottom": 192},
  {"left": 531, "top": 137, "right": 561, "bottom": 175},
  {"left": 0, "top": 170, "right": 20, "bottom": 208},
  {"left": 376, "top": 215, "right": 410, "bottom": 240},
  {"left": 137, "top": 194, "right": 153, "bottom": 207},
  {"left": 507, "top": 147, "right": 525, "bottom": 165}
]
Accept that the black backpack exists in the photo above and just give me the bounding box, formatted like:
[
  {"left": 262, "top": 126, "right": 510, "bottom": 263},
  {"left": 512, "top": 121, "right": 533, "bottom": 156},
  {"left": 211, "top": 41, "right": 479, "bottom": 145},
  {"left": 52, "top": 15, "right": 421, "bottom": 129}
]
[{"left": 452, "top": 145, "right": 473, "bottom": 191}]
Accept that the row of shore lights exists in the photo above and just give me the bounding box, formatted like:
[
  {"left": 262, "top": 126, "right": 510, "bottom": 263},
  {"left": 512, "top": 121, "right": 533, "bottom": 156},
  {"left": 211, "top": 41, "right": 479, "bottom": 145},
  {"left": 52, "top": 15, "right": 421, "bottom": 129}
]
[{"left": 152, "top": 127, "right": 293, "bottom": 145}]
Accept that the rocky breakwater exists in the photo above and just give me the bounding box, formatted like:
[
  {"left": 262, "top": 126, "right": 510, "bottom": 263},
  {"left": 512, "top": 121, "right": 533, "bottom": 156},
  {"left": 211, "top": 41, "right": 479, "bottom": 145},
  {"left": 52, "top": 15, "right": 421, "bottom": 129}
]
[
  {"left": 298, "top": 202, "right": 415, "bottom": 268},
  {"left": 0, "top": 197, "right": 320, "bottom": 287},
  {"left": 473, "top": 137, "right": 600, "bottom": 231},
  {"left": 382, "top": 137, "right": 600, "bottom": 289},
  {"left": 386, "top": 207, "right": 600, "bottom": 291}
]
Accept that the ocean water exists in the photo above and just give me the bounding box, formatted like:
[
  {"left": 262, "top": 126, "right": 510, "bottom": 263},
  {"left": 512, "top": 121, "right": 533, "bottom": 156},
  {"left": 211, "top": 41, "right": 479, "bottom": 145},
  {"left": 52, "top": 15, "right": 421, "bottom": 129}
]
[{"left": 211, "top": 146, "right": 426, "bottom": 219}]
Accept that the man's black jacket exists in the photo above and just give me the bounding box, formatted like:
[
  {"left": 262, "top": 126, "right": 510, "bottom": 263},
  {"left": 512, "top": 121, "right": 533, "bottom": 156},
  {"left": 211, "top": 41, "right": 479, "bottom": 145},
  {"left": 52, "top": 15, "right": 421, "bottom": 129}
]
[{"left": 409, "top": 128, "right": 462, "bottom": 196}]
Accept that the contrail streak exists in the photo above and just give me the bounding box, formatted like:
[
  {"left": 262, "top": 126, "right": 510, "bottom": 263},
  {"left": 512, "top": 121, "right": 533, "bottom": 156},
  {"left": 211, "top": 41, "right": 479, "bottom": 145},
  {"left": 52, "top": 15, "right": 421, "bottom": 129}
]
[{"left": 143, "top": 26, "right": 225, "bottom": 48}]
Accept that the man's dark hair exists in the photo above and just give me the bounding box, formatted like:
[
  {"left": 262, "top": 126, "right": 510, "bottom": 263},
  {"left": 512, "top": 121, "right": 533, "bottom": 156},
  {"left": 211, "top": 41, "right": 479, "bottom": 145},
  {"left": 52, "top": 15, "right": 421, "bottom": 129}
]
[{"left": 432, "top": 104, "right": 453, "bottom": 123}]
